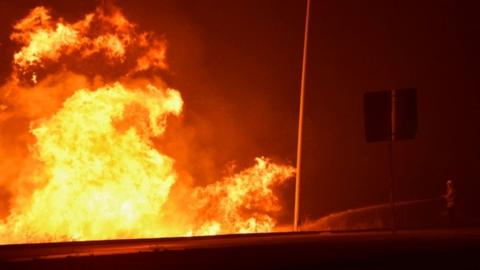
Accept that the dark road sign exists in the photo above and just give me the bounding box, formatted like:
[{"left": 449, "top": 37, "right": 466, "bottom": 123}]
[{"left": 364, "top": 88, "right": 417, "bottom": 142}]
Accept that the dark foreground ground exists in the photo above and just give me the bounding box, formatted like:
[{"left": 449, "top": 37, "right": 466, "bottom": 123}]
[{"left": 1, "top": 229, "right": 479, "bottom": 270}]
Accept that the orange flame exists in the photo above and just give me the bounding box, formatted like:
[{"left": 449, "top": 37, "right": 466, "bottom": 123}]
[{"left": 0, "top": 5, "right": 294, "bottom": 244}]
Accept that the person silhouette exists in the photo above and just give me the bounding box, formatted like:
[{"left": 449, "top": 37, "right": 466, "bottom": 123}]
[{"left": 443, "top": 179, "right": 456, "bottom": 227}]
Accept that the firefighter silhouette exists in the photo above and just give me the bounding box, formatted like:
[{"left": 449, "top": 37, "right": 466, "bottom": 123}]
[{"left": 443, "top": 179, "right": 456, "bottom": 227}]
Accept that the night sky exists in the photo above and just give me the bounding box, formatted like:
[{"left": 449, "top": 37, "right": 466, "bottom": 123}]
[{"left": 1, "top": 0, "right": 479, "bottom": 225}]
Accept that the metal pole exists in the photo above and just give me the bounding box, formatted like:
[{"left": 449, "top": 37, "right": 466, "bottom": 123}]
[
  {"left": 294, "top": 0, "right": 311, "bottom": 232},
  {"left": 390, "top": 90, "right": 396, "bottom": 234}
]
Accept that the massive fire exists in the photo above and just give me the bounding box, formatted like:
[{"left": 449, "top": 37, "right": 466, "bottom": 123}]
[{"left": 0, "top": 5, "right": 294, "bottom": 243}]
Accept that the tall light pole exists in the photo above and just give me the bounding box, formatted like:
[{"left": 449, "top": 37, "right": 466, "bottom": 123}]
[{"left": 294, "top": 0, "right": 311, "bottom": 232}]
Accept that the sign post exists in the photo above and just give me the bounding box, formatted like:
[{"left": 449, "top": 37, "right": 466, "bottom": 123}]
[{"left": 364, "top": 88, "right": 417, "bottom": 233}]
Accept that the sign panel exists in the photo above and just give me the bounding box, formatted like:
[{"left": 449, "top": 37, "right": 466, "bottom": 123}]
[{"left": 364, "top": 88, "right": 417, "bottom": 142}]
